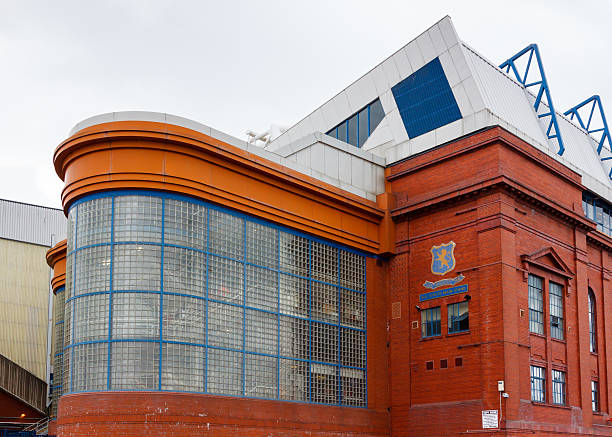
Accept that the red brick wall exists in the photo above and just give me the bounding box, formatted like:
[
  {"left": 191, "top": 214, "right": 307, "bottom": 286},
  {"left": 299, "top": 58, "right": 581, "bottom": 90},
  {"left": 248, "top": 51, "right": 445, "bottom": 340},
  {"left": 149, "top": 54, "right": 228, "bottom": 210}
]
[
  {"left": 386, "top": 127, "right": 612, "bottom": 436},
  {"left": 57, "top": 392, "right": 388, "bottom": 436},
  {"left": 54, "top": 126, "right": 612, "bottom": 437}
]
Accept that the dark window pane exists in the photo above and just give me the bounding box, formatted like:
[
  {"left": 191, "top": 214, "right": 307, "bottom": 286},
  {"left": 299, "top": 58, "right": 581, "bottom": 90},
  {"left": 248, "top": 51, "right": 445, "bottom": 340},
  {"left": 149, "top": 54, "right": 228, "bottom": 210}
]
[
  {"left": 552, "top": 370, "right": 566, "bottom": 405},
  {"left": 337, "top": 121, "right": 347, "bottom": 143},
  {"left": 421, "top": 306, "right": 441, "bottom": 338},
  {"left": 596, "top": 204, "right": 603, "bottom": 224},
  {"left": 347, "top": 114, "right": 358, "bottom": 146},
  {"left": 528, "top": 274, "right": 544, "bottom": 334},
  {"left": 327, "top": 127, "right": 337, "bottom": 139},
  {"left": 589, "top": 290, "right": 597, "bottom": 353},
  {"left": 369, "top": 100, "right": 384, "bottom": 134},
  {"left": 358, "top": 108, "right": 368, "bottom": 147},
  {"left": 530, "top": 365, "right": 545, "bottom": 402},
  {"left": 448, "top": 301, "right": 469, "bottom": 333},
  {"left": 592, "top": 381, "right": 599, "bottom": 412},
  {"left": 549, "top": 282, "right": 564, "bottom": 340}
]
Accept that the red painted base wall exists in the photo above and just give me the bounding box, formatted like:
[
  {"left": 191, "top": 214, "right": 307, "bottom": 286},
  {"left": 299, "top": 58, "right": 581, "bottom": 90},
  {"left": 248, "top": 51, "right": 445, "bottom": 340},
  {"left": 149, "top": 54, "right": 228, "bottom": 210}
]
[{"left": 57, "top": 392, "right": 389, "bottom": 436}]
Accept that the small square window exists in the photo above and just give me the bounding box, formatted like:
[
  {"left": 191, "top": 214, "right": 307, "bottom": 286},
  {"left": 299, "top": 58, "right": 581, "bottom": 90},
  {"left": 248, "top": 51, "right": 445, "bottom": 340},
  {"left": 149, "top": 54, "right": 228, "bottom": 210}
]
[
  {"left": 455, "top": 357, "right": 463, "bottom": 367},
  {"left": 426, "top": 361, "right": 434, "bottom": 371},
  {"left": 440, "top": 359, "right": 448, "bottom": 369}
]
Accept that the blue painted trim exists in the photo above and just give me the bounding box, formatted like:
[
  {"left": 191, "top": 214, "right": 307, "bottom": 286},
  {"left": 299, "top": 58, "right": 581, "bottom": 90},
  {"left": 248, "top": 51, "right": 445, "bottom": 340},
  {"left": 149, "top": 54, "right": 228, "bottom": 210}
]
[
  {"left": 337, "top": 247, "right": 341, "bottom": 404},
  {"left": 69, "top": 190, "right": 372, "bottom": 258},
  {"left": 276, "top": 229, "right": 281, "bottom": 399},
  {"left": 204, "top": 208, "right": 210, "bottom": 393},
  {"left": 107, "top": 196, "right": 115, "bottom": 389},
  {"left": 242, "top": 219, "right": 247, "bottom": 396},
  {"left": 500, "top": 44, "right": 565, "bottom": 155},
  {"left": 69, "top": 203, "right": 79, "bottom": 392},
  {"left": 419, "top": 284, "right": 468, "bottom": 302},
  {"left": 67, "top": 289, "right": 365, "bottom": 331},
  {"left": 66, "top": 290, "right": 111, "bottom": 303},
  {"left": 364, "top": 255, "right": 368, "bottom": 407},
  {"left": 63, "top": 387, "right": 365, "bottom": 409},
  {"left": 308, "top": 240, "right": 312, "bottom": 402},
  {"left": 159, "top": 197, "right": 165, "bottom": 390}
]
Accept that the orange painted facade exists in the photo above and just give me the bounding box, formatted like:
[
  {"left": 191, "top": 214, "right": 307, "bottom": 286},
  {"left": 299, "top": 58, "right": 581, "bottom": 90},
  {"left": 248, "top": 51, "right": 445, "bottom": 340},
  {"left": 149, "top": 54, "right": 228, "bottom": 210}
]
[
  {"left": 54, "top": 121, "right": 390, "bottom": 254},
  {"left": 46, "top": 239, "right": 67, "bottom": 294},
  {"left": 49, "top": 119, "right": 612, "bottom": 436}
]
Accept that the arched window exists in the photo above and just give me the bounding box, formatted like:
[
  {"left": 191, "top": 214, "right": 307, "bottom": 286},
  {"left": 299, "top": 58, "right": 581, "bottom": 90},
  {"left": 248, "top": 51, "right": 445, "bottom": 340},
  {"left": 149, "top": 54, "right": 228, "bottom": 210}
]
[{"left": 589, "top": 289, "right": 597, "bottom": 353}]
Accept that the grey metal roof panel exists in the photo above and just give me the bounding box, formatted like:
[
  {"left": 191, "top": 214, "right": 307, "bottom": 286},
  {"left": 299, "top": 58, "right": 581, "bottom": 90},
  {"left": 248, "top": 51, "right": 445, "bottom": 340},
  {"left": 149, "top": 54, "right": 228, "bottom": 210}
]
[{"left": 0, "top": 199, "right": 66, "bottom": 247}]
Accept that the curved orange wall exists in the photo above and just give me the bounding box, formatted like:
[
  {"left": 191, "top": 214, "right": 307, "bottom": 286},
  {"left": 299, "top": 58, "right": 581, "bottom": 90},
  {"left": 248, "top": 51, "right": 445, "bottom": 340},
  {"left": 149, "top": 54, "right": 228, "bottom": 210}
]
[
  {"left": 52, "top": 120, "right": 390, "bottom": 436},
  {"left": 54, "top": 121, "right": 388, "bottom": 254},
  {"left": 46, "top": 239, "right": 67, "bottom": 293}
]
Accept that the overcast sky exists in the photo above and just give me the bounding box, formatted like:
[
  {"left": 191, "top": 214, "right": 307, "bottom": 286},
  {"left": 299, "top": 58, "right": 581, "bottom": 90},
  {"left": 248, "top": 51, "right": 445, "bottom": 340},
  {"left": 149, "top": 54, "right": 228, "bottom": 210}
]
[{"left": 1, "top": 0, "right": 610, "bottom": 209}]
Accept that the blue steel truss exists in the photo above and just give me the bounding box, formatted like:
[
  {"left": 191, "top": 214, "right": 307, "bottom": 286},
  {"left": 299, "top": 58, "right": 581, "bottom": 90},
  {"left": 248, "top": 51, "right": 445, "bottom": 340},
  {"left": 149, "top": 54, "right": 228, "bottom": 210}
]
[
  {"left": 565, "top": 95, "right": 612, "bottom": 180},
  {"left": 499, "top": 44, "right": 565, "bottom": 156},
  {"left": 564, "top": 95, "right": 612, "bottom": 155}
]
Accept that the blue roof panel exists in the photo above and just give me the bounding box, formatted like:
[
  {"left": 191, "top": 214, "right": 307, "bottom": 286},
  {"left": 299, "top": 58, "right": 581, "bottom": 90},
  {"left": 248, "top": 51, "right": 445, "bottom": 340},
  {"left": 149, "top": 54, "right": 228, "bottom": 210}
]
[{"left": 392, "top": 57, "right": 461, "bottom": 139}]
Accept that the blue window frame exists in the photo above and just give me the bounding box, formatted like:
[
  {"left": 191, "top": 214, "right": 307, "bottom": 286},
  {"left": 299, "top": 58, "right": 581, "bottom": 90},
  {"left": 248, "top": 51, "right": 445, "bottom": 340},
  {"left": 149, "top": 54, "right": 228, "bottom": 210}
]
[
  {"left": 60, "top": 190, "right": 369, "bottom": 408},
  {"left": 421, "top": 307, "right": 441, "bottom": 338},
  {"left": 448, "top": 301, "right": 468, "bottom": 333},
  {"left": 326, "top": 99, "right": 385, "bottom": 148},
  {"left": 530, "top": 365, "right": 545, "bottom": 402}
]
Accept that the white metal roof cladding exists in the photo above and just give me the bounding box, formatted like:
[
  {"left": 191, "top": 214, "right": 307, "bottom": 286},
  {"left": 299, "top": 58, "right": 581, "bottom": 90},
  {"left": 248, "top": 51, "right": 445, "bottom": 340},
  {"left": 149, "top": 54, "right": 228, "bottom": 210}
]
[
  {"left": 0, "top": 199, "right": 66, "bottom": 247},
  {"left": 63, "top": 18, "right": 612, "bottom": 204},
  {"left": 262, "top": 16, "right": 612, "bottom": 203},
  {"left": 461, "top": 42, "right": 612, "bottom": 191},
  {"left": 461, "top": 44, "right": 551, "bottom": 149}
]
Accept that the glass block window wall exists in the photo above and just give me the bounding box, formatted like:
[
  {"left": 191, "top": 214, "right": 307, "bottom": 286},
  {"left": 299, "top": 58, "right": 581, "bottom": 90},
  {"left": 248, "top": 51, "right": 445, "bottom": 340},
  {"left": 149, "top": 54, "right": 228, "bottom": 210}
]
[
  {"left": 61, "top": 191, "right": 367, "bottom": 407},
  {"left": 51, "top": 286, "right": 65, "bottom": 418}
]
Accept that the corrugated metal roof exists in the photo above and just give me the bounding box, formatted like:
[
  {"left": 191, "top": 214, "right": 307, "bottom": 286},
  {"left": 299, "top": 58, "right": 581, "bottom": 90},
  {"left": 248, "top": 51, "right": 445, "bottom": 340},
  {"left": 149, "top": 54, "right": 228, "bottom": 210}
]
[
  {"left": 0, "top": 199, "right": 66, "bottom": 247},
  {"left": 461, "top": 43, "right": 552, "bottom": 149},
  {"left": 461, "top": 42, "right": 612, "bottom": 194}
]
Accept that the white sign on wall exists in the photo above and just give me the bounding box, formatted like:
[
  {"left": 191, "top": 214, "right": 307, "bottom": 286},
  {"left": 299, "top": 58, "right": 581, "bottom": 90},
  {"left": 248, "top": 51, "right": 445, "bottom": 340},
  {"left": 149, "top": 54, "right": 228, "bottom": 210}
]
[{"left": 481, "top": 410, "right": 498, "bottom": 429}]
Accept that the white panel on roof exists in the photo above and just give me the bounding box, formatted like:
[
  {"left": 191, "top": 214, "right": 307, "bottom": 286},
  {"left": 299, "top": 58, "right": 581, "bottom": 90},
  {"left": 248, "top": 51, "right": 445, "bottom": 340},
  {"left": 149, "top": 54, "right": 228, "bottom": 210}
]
[
  {"left": 556, "top": 116, "right": 610, "bottom": 185},
  {"left": 461, "top": 44, "right": 550, "bottom": 148},
  {"left": 0, "top": 200, "right": 66, "bottom": 247}
]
